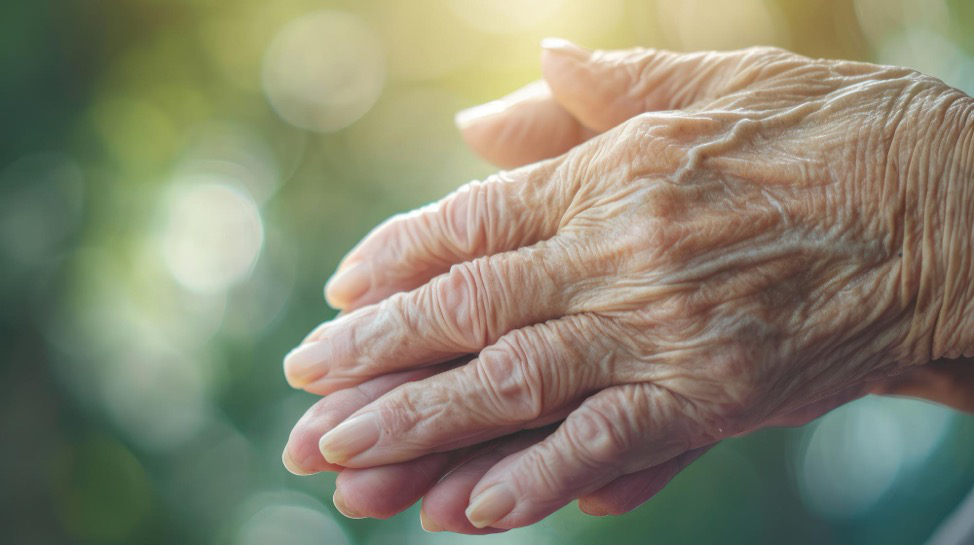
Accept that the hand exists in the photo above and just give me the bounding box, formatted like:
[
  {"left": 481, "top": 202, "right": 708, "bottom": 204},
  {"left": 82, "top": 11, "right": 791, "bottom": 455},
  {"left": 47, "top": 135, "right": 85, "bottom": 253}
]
[
  {"left": 282, "top": 355, "right": 972, "bottom": 532},
  {"left": 285, "top": 42, "right": 974, "bottom": 530}
]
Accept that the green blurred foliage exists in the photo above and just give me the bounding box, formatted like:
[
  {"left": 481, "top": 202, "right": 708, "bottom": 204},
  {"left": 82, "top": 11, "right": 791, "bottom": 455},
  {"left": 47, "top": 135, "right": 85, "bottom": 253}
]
[{"left": 1, "top": 1, "right": 973, "bottom": 544}]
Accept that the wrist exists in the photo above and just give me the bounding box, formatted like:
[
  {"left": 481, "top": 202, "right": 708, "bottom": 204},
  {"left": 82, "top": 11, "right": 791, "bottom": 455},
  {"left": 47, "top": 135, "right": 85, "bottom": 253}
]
[
  {"left": 894, "top": 89, "right": 974, "bottom": 364},
  {"left": 927, "top": 94, "right": 974, "bottom": 360}
]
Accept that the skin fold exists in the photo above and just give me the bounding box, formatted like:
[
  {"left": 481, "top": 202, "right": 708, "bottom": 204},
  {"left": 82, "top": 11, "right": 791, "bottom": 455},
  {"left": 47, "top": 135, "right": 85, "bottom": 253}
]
[{"left": 283, "top": 41, "right": 974, "bottom": 532}]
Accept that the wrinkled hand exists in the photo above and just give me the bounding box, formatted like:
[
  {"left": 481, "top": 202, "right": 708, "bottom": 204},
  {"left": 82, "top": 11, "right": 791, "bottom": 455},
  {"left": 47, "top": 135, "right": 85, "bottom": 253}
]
[
  {"left": 284, "top": 42, "right": 974, "bottom": 531},
  {"left": 283, "top": 355, "right": 974, "bottom": 532}
]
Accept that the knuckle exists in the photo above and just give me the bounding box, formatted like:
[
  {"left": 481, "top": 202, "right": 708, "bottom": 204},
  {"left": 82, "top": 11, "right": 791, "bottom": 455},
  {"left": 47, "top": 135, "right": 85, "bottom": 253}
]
[
  {"left": 376, "top": 383, "right": 445, "bottom": 438},
  {"left": 438, "top": 182, "right": 486, "bottom": 256},
  {"left": 376, "top": 292, "right": 417, "bottom": 349},
  {"left": 387, "top": 210, "right": 433, "bottom": 262},
  {"left": 565, "top": 403, "right": 630, "bottom": 467},
  {"left": 439, "top": 173, "right": 522, "bottom": 257},
  {"left": 432, "top": 259, "right": 494, "bottom": 348},
  {"left": 514, "top": 446, "right": 566, "bottom": 500},
  {"left": 476, "top": 335, "right": 546, "bottom": 423},
  {"left": 622, "top": 114, "right": 690, "bottom": 170},
  {"left": 375, "top": 394, "right": 420, "bottom": 439}
]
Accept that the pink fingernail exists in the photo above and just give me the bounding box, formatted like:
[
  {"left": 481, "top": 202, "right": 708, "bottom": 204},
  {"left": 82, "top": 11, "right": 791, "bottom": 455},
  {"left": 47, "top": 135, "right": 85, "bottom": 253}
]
[
  {"left": 318, "top": 413, "right": 381, "bottom": 465},
  {"left": 466, "top": 485, "right": 516, "bottom": 528},
  {"left": 540, "top": 37, "right": 591, "bottom": 60},
  {"left": 281, "top": 445, "right": 314, "bottom": 476},
  {"left": 325, "top": 261, "right": 371, "bottom": 309},
  {"left": 282, "top": 341, "right": 328, "bottom": 388},
  {"left": 420, "top": 509, "right": 444, "bottom": 532},
  {"left": 455, "top": 100, "right": 510, "bottom": 129},
  {"left": 333, "top": 489, "right": 366, "bottom": 520}
]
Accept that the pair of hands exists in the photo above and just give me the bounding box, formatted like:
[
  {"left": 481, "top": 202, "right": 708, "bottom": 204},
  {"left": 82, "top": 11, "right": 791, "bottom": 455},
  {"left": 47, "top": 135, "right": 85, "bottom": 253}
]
[{"left": 283, "top": 40, "right": 974, "bottom": 533}]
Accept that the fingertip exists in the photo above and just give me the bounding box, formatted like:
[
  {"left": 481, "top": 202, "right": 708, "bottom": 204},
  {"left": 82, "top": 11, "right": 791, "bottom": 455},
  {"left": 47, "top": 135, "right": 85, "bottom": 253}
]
[
  {"left": 421, "top": 497, "right": 507, "bottom": 535},
  {"left": 323, "top": 284, "right": 346, "bottom": 311},
  {"left": 318, "top": 413, "right": 381, "bottom": 466},
  {"left": 540, "top": 37, "right": 591, "bottom": 58},
  {"left": 576, "top": 499, "right": 611, "bottom": 517},
  {"left": 333, "top": 489, "right": 366, "bottom": 520},
  {"left": 455, "top": 82, "right": 562, "bottom": 169},
  {"left": 284, "top": 393, "right": 371, "bottom": 475},
  {"left": 282, "top": 343, "right": 321, "bottom": 390},
  {"left": 282, "top": 445, "right": 316, "bottom": 476},
  {"left": 324, "top": 261, "right": 370, "bottom": 310},
  {"left": 457, "top": 83, "right": 587, "bottom": 169},
  {"left": 540, "top": 37, "right": 590, "bottom": 76},
  {"left": 420, "top": 508, "right": 444, "bottom": 532},
  {"left": 421, "top": 476, "right": 506, "bottom": 534},
  {"left": 541, "top": 40, "right": 646, "bottom": 133},
  {"left": 465, "top": 484, "right": 516, "bottom": 529},
  {"left": 540, "top": 40, "right": 611, "bottom": 132},
  {"left": 455, "top": 100, "right": 509, "bottom": 131}
]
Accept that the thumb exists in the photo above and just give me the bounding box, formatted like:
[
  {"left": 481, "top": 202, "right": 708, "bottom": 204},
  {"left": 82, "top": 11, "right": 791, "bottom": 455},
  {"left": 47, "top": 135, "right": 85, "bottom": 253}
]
[
  {"left": 454, "top": 81, "right": 592, "bottom": 169},
  {"left": 541, "top": 38, "right": 781, "bottom": 132}
]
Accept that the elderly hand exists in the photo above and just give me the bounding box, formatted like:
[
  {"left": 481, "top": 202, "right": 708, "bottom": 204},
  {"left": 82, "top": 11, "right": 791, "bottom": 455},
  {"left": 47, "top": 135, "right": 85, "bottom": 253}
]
[
  {"left": 284, "top": 41, "right": 974, "bottom": 531},
  {"left": 283, "top": 356, "right": 974, "bottom": 533}
]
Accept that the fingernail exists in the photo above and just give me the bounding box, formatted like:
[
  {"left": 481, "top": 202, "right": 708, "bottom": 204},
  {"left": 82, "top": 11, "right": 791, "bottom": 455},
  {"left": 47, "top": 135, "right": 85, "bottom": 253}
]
[
  {"left": 333, "top": 489, "right": 365, "bottom": 520},
  {"left": 281, "top": 445, "right": 314, "bottom": 476},
  {"left": 540, "top": 37, "right": 590, "bottom": 60},
  {"left": 420, "top": 509, "right": 443, "bottom": 532},
  {"left": 318, "top": 413, "right": 381, "bottom": 465},
  {"left": 455, "top": 100, "right": 510, "bottom": 130},
  {"left": 283, "top": 342, "right": 328, "bottom": 388},
  {"left": 465, "top": 485, "right": 516, "bottom": 529},
  {"left": 577, "top": 501, "right": 610, "bottom": 517},
  {"left": 325, "top": 261, "right": 370, "bottom": 309}
]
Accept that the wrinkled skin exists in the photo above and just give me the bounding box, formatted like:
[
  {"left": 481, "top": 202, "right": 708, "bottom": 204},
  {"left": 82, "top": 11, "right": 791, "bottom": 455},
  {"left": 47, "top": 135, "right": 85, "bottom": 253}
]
[{"left": 283, "top": 42, "right": 974, "bottom": 532}]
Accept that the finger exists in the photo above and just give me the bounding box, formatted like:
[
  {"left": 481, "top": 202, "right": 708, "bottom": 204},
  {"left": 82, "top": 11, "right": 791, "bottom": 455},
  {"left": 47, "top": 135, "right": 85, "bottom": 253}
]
[
  {"left": 286, "top": 239, "right": 583, "bottom": 394},
  {"left": 331, "top": 429, "right": 552, "bottom": 528},
  {"left": 577, "top": 446, "right": 711, "bottom": 517},
  {"left": 316, "top": 314, "right": 614, "bottom": 467},
  {"left": 420, "top": 428, "right": 553, "bottom": 534},
  {"left": 541, "top": 38, "right": 791, "bottom": 132},
  {"left": 324, "top": 158, "right": 570, "bottom": 311},
  {"left": 463, "top": 383, "right": 701, "bottom": 529},
  {"left": 420, "top": 428, "right": 704, "bottom": 531},
  {"left": 332, "top": 450, "right": 462, "bottom": 521},
  {"left": 282, "top": 359, "right": 467, "bottom": 475},
  {"left": 455, "top": 81, "right": 594, "bottom": 169}
]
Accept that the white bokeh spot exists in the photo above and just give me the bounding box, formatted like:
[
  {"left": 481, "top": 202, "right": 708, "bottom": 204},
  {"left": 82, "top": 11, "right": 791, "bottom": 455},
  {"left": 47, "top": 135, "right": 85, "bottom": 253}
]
[
  {"left": 262, "top": 10, "right": 385, "bottom": 132},
  {"left": 796, "top": 396, "right": 954, "bottom": 520},
  {"left": 162, "top": 181, "right": 264, "bottom": 294}
]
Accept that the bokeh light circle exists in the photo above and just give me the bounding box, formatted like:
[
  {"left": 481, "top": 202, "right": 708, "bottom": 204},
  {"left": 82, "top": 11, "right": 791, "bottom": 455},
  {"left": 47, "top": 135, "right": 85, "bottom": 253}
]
[
  {"left": 161, "top": 181, "right": 264, "bottom": 294},
  {"left": 448, "top": 0, "right": 566, "bottom": 33},
  {"left": 795, "top": 396, "right": 954, "bottom": 520},
  {"left": 177, "top": 123, "right": 283, "bottom": 205},
  {"left": 262, "top": 10, "right": 385, "bottom": 132},
  {"left": 657, "top": 0, "right": 787, "bottom": 51},
  {"left": 234, "top": 492, "right": 350, "bottom": 545},
  {"left": 102, "top": 344, "right": 211, "bottom": 451}
]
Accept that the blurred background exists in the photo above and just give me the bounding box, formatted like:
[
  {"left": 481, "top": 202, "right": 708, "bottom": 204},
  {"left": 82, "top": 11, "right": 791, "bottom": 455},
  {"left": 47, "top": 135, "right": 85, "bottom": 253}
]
[{"left": 2, "top": 0, "right": 973, "bottom": 543}]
